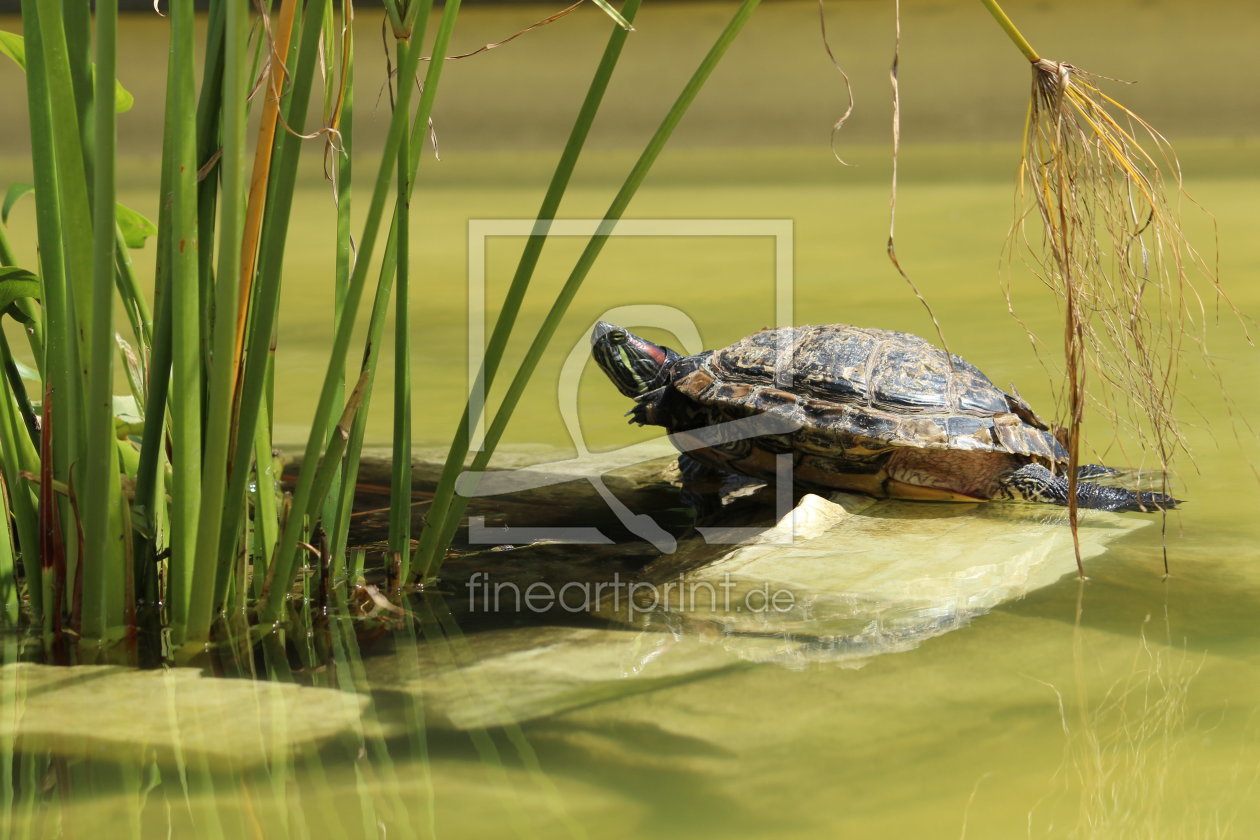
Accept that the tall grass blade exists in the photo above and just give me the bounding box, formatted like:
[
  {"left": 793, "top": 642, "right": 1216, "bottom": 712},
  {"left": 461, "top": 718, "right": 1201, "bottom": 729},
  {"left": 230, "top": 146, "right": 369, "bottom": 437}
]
[
  {"left": 389, "top": 92, "right": 413, "bottom": 572},
  {"left": 136, "top": 0, "right": 199, "bottom": 628},
  {"left": 256, "top": 0, "right": 440, "bottom": 624},
  {"left": 217, "top": 0, "right": 328, "bottom": 588},
  {"left": 331, "top": 223, "right": 401, "bottom": 574},
  {"left": 414, "top": 0, "right": 643, "bottom": 579},
  {"left": 326, "top": 0, "right": 357, "bottom": 564},
  {"left": 416, "top": 0, "right": 760, "bottom": 577},
  {"left": 387, "top": 0, "right": 465, "bottom": 583},
  {"left": 0, "top": 477, "right": 19, "bottom": 621}
]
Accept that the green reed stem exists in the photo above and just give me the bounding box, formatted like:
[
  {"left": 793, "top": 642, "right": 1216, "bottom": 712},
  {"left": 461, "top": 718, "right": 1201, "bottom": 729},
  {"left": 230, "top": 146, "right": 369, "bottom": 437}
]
[
  {"left": 0, "top": 330, "right": 38, "bottom": 448},
  {"left": 195, "top": 2, "right": 225, "bottom": 370},
  {"left": 81, "top": 0, "right": 123, "bottom": 641},
  {"left": 415, "top": 0, "right": 766, "bottom": 577},
  {"left": 185, "top": 0, "right": 251, "bottom": 644},
  {"left": 332, "top": 221, "right": 399, "bottom": 571},
  {"left": 332, "top": 0, "right": 457, "bottom": 580},
  {"left": 257, "top": 0, "right": 433, "bottom": 624},
  {"left": 327, "top": 5, "right": 356, "bottom": 564},
  {"left": 381, "top": 0, "right": 407, "bottom": 39},
  {"left": 216, "top": 0, "right": 326, "bottom": 586},
  {"left": 0, "top": 390, "right": 38, "bottom": 618},
  {"left": 390, "top": 73, "right": 413, "bottom": 566},
  {"left": 414, "top": 0, "right": 643, "bottom": 577},
  {"left": 62, "top": 0, "right": 91, "bottom": 152},
  {"left": 978, "top": 0, "right": 1040, "bottom": 62},
  {"left": 113, "top": 228, "right": 153, "bottom": 349},
  {"left": 309, "top": 0, "right": 452, "bottom": 581},
  {"left": 248, "top": 402, "right": 279, "bottom": 599},
  {"left": 22, "top": 0, "right": 83, "bottom": 633},
  {"left": 149, "top": 0, "right": 200, "bottom": 631},
  {"left": 388, "top": 0, "right": 462, "bottom": 582},
  {"left": 33, "top": 0, "right": 93, "bottom": 367},
  {"left": 133, "top": 97, "right": 170, "bottom": 612}
]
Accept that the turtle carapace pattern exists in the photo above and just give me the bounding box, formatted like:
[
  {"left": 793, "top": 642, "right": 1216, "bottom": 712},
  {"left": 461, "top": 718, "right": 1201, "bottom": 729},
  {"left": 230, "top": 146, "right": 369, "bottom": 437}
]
[{"left": 590, "top": 321, "right": 1177, "bottom": 513}]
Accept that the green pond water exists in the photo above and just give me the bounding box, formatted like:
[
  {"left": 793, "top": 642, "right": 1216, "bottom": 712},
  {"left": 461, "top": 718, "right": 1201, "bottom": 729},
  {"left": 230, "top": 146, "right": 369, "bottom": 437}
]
[{"left": 2, "top": 0, "right": 1259, "bottom": 837}]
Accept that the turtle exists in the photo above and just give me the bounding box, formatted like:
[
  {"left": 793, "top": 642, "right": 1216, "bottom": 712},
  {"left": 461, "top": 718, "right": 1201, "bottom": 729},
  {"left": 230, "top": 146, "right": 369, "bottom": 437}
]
[{"left": 590, "top": 321, "right": 1178, "bottom": 513}]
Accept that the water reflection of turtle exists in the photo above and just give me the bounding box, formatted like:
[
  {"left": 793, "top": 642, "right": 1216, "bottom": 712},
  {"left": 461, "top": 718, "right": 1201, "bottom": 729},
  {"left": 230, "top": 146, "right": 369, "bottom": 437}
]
[{"left": 591, "top": 321, "right": 1177, "bottom": 513}]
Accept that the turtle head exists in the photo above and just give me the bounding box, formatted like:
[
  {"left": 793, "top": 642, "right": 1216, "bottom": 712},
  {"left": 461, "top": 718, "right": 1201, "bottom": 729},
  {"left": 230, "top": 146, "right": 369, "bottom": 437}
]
[{"left": 591, "top": 321, "right": 680, "bottom": 398}]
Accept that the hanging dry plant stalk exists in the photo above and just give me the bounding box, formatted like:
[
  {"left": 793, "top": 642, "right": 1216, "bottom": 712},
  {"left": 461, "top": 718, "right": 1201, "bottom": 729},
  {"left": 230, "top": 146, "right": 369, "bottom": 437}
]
[{"left": 982, "top": 0, "right": 1240, "bottom": 575}]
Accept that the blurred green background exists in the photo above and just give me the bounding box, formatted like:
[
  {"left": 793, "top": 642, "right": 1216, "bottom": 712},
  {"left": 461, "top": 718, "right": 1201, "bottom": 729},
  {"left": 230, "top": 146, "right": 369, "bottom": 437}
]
[{"left": 1, "top": 0, "right": 1254, "bottom": 457}]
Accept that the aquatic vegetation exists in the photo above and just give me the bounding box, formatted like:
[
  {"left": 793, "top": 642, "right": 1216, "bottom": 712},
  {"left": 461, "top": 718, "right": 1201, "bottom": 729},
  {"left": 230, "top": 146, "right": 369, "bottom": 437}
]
[
  {"left": 980, "top": 0, "right": 1243, "bottom": 573},
  {"left": 0, "top": 0, "right": 762, "bottom": 649}
]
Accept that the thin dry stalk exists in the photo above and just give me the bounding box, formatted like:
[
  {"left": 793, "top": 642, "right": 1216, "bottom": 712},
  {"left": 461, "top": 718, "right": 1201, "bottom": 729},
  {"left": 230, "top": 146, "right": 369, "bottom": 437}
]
[
  {"left": 885, "top": 0, "right": 950, "bottom": 362},
  {"left": 426, "top": 0, "right": 585, "bottom": 62},
  {"left": 816, "top": 0, "right": 854, "bottom": 164}
]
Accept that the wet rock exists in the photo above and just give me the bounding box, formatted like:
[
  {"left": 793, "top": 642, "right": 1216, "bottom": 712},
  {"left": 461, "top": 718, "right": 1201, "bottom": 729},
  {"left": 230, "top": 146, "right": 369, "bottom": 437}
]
[
  {"left": 364, "top": 624, "right": 740, "bottom": 731},
  {"left": 0, "top": 663, "right": 368, "bottom": 768},
  {"left": 347, "top": 449, "right": 1152, "bottom": 727},
  {"left": 598, "top": 492, "right": 1152, "bottom": 666}
]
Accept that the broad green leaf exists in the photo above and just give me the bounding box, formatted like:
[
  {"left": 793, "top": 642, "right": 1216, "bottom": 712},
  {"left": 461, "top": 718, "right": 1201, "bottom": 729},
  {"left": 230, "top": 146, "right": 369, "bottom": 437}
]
[
  {"left": 10, "top": 358, "right": 39, "bottom": 382},
  {"left": 115, "top": 202, "right": 156, "bottom": 249},
  {"left": 2, "top": 183, "right": 33, "bottom": 224},
  {"left": 115, "top": 418, "right": 145, "bottom": 440},
  {"left": 587, "top": 0, "right": 635, "bottom": 31},
  {"left": 111, "top": 81, "right": 135, "bottom": 114},
  {"left": 5, "top": 188, "right": 155, "bottom": 248},
  {"left": 0, "top": 32, "right": 22, "bottom": 67},
  {"left": 0, "top": 31, "right": 134, "bottom": 113},
  {"left": 114, "top": 396, "right": 144, "bottom": 440},
  {"left": 0, "top": 266, "right": 40, "bottom": 317},
  {"left": 112, "top": 394, "right": 142, "bottom": 426},
  {"left": 116, "top": 439, "right": 141, "bottom": 481}
]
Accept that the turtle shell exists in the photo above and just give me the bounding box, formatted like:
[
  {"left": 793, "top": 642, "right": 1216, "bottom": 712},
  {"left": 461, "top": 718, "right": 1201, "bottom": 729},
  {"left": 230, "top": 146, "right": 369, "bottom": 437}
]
[{"left": 671, "top": 325, "right": 1066, "bottom": 465}]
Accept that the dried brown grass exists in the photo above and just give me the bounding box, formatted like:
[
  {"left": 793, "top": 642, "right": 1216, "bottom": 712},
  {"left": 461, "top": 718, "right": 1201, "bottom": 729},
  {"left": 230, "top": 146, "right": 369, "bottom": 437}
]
[{"left": 1007, "top": 58, "right": 1246, "bottom": 572}]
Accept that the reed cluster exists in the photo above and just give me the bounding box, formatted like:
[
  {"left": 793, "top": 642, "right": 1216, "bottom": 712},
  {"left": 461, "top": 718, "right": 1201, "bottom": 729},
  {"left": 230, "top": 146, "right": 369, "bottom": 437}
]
[{"left": 0, "top": 0, "right": 761, "bottom": 651}]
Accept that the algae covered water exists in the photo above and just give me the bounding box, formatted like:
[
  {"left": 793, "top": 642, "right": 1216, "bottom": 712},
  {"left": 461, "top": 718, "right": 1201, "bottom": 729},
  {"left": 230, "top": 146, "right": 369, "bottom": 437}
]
[{"left": 0, "top": 1, "right": 1258, "bottom": 837}]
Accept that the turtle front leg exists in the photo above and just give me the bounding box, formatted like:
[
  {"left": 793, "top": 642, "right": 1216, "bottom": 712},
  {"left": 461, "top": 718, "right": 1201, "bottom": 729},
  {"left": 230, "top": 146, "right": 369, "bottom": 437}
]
[
  {"left": 677, "top": 454, "right": 727, "bottom": 519},
  {"left": 997, "top": 463, "right": 1180, "bottom": 512}
]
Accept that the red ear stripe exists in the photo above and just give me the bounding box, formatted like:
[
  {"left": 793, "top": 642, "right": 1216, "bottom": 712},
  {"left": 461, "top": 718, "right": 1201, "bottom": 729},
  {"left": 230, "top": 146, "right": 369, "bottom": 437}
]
[{"left": 636, "top": 339, "right": 667, "bottom": 366}]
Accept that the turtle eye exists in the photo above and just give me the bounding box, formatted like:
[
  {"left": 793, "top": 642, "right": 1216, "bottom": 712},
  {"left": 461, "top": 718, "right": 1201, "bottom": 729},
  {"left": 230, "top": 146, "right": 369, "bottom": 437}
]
[{"left": 609, "top": 330, "right": 627, "bottom": 344}]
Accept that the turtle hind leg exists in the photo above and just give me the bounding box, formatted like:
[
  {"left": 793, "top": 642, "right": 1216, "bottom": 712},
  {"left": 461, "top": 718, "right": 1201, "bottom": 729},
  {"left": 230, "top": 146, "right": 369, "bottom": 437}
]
[
  {"left": 1077, "top": 463, "right": 1120, "bottom": 480},
  {"left": 1000, "top": 463, "right": 1181, "bottom": 512}
]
